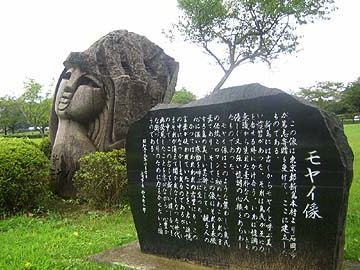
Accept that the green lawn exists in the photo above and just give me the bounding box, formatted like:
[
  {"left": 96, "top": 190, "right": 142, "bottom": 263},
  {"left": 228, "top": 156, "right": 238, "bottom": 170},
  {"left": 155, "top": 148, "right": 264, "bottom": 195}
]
[
  {"left": 344, "top": 124, "right": 360, "bottom": 261},
  {"left": 0, "top": 124, "right": 359, "bottom": 269},
  {"left": 0, "top": 204, "right": 136, "bottom": 270}
]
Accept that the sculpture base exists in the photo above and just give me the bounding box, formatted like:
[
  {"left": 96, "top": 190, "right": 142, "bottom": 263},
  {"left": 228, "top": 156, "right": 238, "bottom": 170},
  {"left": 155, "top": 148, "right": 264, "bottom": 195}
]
[
  {"left": 90, "top": 241, "right": 233, "bottom": 270},
  {"left": 90, "top": 241, "right": 359, "bottom": 270}
]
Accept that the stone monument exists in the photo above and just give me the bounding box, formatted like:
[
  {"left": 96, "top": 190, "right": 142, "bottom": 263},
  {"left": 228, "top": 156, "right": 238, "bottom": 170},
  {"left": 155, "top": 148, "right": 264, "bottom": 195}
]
[
  {"left": 50, "top": 30, "right": 179, "bottom": 197},
  {"left": 126, "top": 83, "right": 353, "bottom": 270}
]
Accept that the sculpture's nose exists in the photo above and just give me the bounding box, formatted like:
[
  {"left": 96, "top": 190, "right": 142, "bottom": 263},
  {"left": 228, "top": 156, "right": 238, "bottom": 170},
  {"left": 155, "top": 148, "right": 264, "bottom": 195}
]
[
  {"left": 63, "top": 85, "right": 75, "bottom": 94},
  {"left": 57, "top": 83, "right": 76, "bottom": 112},
  {"left": 57, "top": 68, "right": 84, "bottom": 111},
  {"left": 65, "top": 68, "right": 83, "bottom": 91}
]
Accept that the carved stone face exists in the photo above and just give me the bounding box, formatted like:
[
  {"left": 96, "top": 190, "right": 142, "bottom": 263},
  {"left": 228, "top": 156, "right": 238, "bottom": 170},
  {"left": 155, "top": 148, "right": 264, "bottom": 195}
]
[
  {"left": 49, "top": 30, "right": 179, "bottom": 197},
  {"left": 55, "top": 67, "right": 106, "bottom": 123}
]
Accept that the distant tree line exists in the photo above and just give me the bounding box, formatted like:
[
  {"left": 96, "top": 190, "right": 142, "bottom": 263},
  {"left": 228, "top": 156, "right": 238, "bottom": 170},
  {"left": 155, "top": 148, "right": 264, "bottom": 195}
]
[
  {"left": 0, "top": 79, "right": 52, "bottom": 137},
  {"left": 2, "top": 75, "right": 356, "bottom": 138},
  {"left": 295, "top": 78, "right": 360, "bottom": 116}
]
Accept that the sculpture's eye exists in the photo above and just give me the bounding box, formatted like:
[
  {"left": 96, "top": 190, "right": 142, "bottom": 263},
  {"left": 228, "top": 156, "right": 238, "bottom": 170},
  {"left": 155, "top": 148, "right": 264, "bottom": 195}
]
[
  {"left": 77, "top": 76, "right": 100, "bottom": 88},
  {"left": 63, "top": 71, "right": 72, "bottom": 80}
]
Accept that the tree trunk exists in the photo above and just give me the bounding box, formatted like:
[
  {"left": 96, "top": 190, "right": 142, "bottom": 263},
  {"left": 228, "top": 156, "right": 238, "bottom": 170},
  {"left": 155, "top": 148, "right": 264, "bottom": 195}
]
[
  {"left": 4, "top": 127, "right": 7, "bottom": 136},
  {"left": 40, "top": 127, "right": 45, "bottom": 138},
  {"left": 212, "top": 65, "right": 236, "bottom": 93}
]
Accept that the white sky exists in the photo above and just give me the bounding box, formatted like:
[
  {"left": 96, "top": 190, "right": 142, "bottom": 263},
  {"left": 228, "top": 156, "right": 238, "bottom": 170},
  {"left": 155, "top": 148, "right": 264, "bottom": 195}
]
[{"left": 0, "top": 0, "right": 359, "bottom": 98}]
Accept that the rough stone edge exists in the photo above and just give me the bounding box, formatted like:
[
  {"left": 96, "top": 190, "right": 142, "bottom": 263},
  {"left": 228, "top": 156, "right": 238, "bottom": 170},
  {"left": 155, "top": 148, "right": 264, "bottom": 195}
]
[
  {"left": 278, "top": 93, "right": 354, "bottom": 270},
  {"left": 291, "top": 94, "right": 354, "bottom": 270},
  {"left": 320, "top": 110, "right": 354, "bottom": 270}
]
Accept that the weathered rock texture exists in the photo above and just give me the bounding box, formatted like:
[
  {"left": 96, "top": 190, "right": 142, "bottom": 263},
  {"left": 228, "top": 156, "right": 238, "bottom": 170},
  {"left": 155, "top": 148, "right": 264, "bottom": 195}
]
[
  {"left": 126, "top": 83, "right": 353, "bottom": 270},
  {"left": 50, "top": 30, "right": 179, "bottom": 197}
]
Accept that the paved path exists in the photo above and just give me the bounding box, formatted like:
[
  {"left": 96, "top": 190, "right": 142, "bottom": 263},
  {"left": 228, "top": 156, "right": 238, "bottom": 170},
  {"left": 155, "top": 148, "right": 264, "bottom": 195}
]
[{"left": 345, "top": 261, "right": 360, "bottom": 270}]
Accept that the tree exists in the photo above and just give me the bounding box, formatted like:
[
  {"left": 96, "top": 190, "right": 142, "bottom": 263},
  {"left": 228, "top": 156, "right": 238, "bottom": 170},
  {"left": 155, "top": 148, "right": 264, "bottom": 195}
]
[
  {"left": 171, "top": 87, "right": 197, "bottom": 104},
  {"left": 0, "top": 96, "right": 23, "bottom": 135},
  {"left": 342, "top": 78, "right": 360, "bottom": 113},
  {"left": 169, "top": 0, "right": 335, "bottom": 92},
  {"left": 19, "top": 79, "right": 52, "bottom": 137},
  {"left": 295, "top": 81, "right": 346, "bottom": 113}
]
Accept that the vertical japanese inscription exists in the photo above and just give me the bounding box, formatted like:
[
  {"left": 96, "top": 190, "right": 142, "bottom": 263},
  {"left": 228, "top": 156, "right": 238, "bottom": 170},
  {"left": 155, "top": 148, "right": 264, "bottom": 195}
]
[
  {"left": 277, "top": 112, "right": 298, "bottom": 258},
  {"left": 303, "top": 151, "right": 322, "bottom": 219},
  {"left": 144, "top": 111, "right": 302, "bottom": 256},
  {"left": 230, "top": 112, "right": 274, "bottom": 253},
  {"left": 140, "top": 139, "right": 148, "bottom": 213}
]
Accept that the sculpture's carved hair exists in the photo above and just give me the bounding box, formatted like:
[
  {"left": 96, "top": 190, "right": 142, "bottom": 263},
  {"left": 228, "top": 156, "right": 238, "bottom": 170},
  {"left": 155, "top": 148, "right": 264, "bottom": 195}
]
[{"left": 50, "top": 30, "right": 179, "bottom": 150}]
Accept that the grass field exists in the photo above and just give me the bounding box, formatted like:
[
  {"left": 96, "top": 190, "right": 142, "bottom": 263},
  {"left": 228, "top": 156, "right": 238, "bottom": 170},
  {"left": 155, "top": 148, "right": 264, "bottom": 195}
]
[
  {"left": 0, "top": 204, "right": 136, "bottom": 270},
  {"left": 0, "top": 124, "right": 359, "bottom": 269},
  {"left": 344, "top": 124, "right": 360, "bottom": 261}
]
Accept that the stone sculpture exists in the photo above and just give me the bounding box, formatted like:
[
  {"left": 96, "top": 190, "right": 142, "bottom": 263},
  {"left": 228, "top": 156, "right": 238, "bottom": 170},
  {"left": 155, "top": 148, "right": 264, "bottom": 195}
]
[{"left": 50, "top": 30, "right": 179, "bottom": 197}]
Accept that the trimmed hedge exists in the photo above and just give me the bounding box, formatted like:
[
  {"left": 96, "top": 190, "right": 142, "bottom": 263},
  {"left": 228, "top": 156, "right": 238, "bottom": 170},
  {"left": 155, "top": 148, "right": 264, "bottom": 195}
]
[
  {"left": 73, "top": 149, "right": 128, "bottom": 209},
  {"left": 0, "top": 138, "right": 50, "bottom": 214},
  {"left": 38, "top": 137, "right": 52, "bottom": 159},
  {"left": 3, "top": 133, "right": 44, "bottom": 139}
]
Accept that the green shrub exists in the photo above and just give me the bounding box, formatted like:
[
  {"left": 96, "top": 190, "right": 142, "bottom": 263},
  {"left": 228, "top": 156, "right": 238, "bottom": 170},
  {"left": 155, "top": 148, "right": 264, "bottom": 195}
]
[
  {"left": 38, "top": 137, "right": 52, "bottom": 159},
  {"left": 0, "top": 138, "right": 50, "bottom": 214},
  {"left": 21, "top": 137, "right": 40, "bottom": 148},
  {"left": 73, "top": 149, "right": 128, "bottom": 209}
]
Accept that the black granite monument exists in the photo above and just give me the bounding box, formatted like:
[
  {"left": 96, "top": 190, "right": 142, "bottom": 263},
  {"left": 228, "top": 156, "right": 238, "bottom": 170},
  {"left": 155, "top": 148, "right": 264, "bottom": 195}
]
[{"left": 126, "top": 84, "right": 353, "bottom": 270}]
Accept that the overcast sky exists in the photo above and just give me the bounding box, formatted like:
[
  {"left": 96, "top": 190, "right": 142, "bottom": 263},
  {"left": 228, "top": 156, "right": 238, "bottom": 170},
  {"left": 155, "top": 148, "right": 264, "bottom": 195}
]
[{"left": 0, "top": 0, "right": 358, "bottom": 98}]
